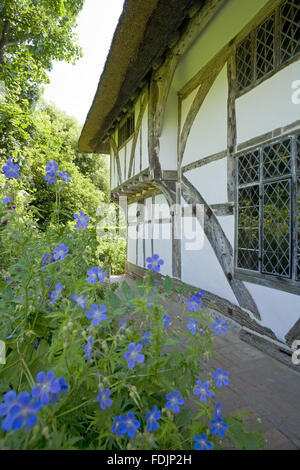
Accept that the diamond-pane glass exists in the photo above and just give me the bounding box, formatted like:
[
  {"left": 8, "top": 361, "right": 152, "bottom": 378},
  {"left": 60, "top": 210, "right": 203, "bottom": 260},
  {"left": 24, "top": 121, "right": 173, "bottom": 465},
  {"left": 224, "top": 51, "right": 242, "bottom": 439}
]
[
  {"left": 280, "top": 0, "right": 300, "bottom": 64},
  {"left": 237, "top": 185, "right": 259, "bottom": 271},
  {"left": 262, "top": 179, "right": 291, "bottom": 277},
  {"left": 297, "top": 177, "right": 300, "bottom": 280},
  {"left": 238, "top": 150, "right": 260, "bottom": 184},
  {"left": 262, "top": 138, "right": 292, "bottom": 179},
  {"left": 256, "top": 14, "right": 275, "bottom": 80},
  {"left": 236, "top": 35, "right": 252, "bottom": 91}
]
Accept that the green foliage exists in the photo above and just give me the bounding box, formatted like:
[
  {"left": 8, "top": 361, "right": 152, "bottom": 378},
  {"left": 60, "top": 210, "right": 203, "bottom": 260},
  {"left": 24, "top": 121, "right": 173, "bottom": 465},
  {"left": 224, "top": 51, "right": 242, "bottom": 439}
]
[{"left": 0, "top": 180, "right": 264, "bottom": 450}]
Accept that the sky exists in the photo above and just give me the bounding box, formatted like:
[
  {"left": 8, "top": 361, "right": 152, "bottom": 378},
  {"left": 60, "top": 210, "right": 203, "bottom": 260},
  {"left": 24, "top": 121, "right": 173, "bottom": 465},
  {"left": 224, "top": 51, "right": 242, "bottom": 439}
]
[{"left": 42, "top": 0, "right": 125, "bottom": 126}]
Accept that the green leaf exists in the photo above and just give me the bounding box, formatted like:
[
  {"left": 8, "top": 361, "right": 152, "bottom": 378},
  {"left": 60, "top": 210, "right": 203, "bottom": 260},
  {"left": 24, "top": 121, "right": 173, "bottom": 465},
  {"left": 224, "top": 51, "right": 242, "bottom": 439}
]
[
  {"left": 163, "top": 276, "right": 173, "bottom": 293},
  {"left": 120, "top": 281, "right": 135, "bottom": 301}
]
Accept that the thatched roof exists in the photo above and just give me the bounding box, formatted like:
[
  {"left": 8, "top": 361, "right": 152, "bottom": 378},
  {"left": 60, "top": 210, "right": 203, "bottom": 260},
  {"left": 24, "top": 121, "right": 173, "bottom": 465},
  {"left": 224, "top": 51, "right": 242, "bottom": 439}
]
[{"left": 78, "top": 0, "right": 204, "bottom": 154}]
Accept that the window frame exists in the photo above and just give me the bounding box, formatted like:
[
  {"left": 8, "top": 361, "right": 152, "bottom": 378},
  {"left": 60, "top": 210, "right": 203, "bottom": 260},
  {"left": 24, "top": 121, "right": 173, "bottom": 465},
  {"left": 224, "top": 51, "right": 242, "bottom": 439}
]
[
  {"left": 234, "top": 131, "right": 300, "bottom": 295},
  {"left": 118, "top": 112, "right": 135, "bottom": 149},
  {"left": 235, "top": 0, "right": 300, "bottom": 98}
]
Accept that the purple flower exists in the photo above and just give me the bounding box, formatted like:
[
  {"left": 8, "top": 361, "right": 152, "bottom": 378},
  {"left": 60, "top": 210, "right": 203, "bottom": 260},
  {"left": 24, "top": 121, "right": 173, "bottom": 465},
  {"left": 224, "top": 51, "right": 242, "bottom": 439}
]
[
  {"left": 50, "top": 377, "right": 69, "bottom": 404},
  {"left": 146, "top": 254, "right": 164, "bottom": 273},
  {"left": 187, "top": 294, "right": 202, "bottom": 312},
  {"left": 194, "top": 433, "right": 213, "bottom": 450},
  {"left": 74, "top": 211, "right": 89, "bottom": 230},
  {"left": 2, "top": 197, "right": 10, "bottom": 204},
  {"left": 146, "top": 405, "right": 161, "bottom": 432},
  {"left": 211, "top": 318, "right": 228, "bottom": 335},
  {"left": 49, "top": 282, "right": 64, "bottom": 304},
  {"left": 1, "top": 392, "right": 41, "bottom": 432},
  {"left": 163, "top": 314, "right": 170, "bottom": 329},
  {"left": 45, "top": 161, "right": 58, "bottom": 173},
  {"left": 187, "top": 318, "right": 198, "bottom": 335},
  {"left": 165, "top": 390, "right": 184, "bottom": 413},
  {"left": 0, "top": 391, "right": 17, "bottom": 420},
  {"left": 70, "top": 294, "right": 88, "bottom": 311},
  {"left": 120, "top": 412, "right": 141, "bottom": 438},
  {"left": 140, "top": 332, "right": 150, "bottom": 345},
  {"left": 59, "top": 171, "right": 71, "bottom": 183},
  {"left": 53, "top": 243, "right": 69, "bottom": 260},
  {"left": 193, "top": 380, "right": 213, "bottom": 402},
  {"left": 86, "top": 304, "right": 107, "bottom": 326},
  {"left": 1, "top": 157, "right": 20, "bottom": 179},
  {"left": 31, "top": 371, "right": 61, "bottom": 405},
  {"left": 84, "top": 337, "right": 94, "bottom": 361},
  {"left": 212, "top": 368, "right": 230, "bottom": 388},
  {"left": 97, "top": 388, "right": 112, "bottom": 410},
  {"left": 44, "top": 171, "right": 57, "bottom": 185},
  {"left": 86, "top": 266, "right": 107, "bottom": 284},
  {"left": 124, "top": 342, "right": 145, "bottom": 369},
  {"left": 112, "top": 415, "right": 126, "bottom": 437},
  {"left": 214, "top": 402, "right": 223, "bottom": 419},
  {"left": 210, "top": 417, "right": 229, "bottom": 437}
]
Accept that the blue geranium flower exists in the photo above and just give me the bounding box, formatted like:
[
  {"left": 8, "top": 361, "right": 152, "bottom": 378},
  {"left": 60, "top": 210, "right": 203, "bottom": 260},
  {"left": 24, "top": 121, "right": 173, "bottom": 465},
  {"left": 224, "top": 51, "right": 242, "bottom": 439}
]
[
  {"left": 84, "top": 337, "right": 94, "bottom": 361},
  {"left": 193, "top": 380, "right": 213, "bottom": 402},
  {"left": 194, "top": 433, "right": 213, "bottom": 450},
  {"left": 112, "top": 415, "right": 126, "bottom": 437},
  {"left": 124, "top": 342, "right": 145, "bottom": 369},
  {"left": 187, "top": 294, "right": 202, "bottom": 312},
  {"left": 214, "top": 402, "right": 223, "bottom": 419},
  {"left": 165, "top": 390, "right": 184, "bottom": 413},
  {"left": 146, "top": 405, "right": 161, "bottom": 432},
  {"left": 59, "top": 170, "right": 71, "bottom": 183},
  {"left": 212, "top": 368, "right": 230, "bottom": 388},
  {"left": 210, "top": 417, "right": 229, "bottom": 437},
  {"left": 1, "top": 392, "right": 41, "bottom": 432},
  {"left": 211, "top": 318, "right": 229, "bottom": 335},
  {"left": 74, "top": 211, "right": 89, "bottom": 230},
  {"left": 187, "top": 318, "right": 198, "bottom": 335},
  {"left": 50, "top": 377, "right": 69, "bottom": 404},
  {"left": 44, "top": 171, "right": 57, "bottom": 185},
  {"left": 70, "top": 294, "right": 88, "bottom": 311},
  {"left": 140, "top": 332, "right": 150, "bottom": 345},
  {"left": 31, "top": 371, "right": 61, "bottom": 405},
  {"left": 49, "top": 283, "right": 64, "bottom": 304},
  {"left": 86, "top": 304, "right": 107, "bottom": 326},
  {"left": 53, "top": 243, "right": 69, "bottom": 260},
  {"left": 163, "top": 314, "right": 170, "bottom": 329},
  {"left": 2, "top": 197, "right": 10, "bottom": 204},
  {"left": 120, "top": 412, "right": 141, "bottom": 438},
  {"left": 97, "top": 388, "right": 112, "bottom": 410},
  {"left": 86, "top": 266, "right": 107, "bottom": 284},
  {"left": 0, "top": 391, "right": 17, "bottom": 421},
  {"left": 45, "top": 161, "right": 58, "bottom": 173},
  {"left": 146, "top": 254, "right": 164, "bottom": 273},
  {"left": 2, "top": 157, "right": 20, "bottom": 179}
]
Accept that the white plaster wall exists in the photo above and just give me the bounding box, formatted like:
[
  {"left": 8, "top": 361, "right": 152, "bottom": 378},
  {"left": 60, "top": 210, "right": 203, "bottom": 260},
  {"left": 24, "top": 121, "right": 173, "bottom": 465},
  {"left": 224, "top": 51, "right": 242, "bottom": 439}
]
[
  {"left": 217, "top": 215, "right": 235, "bottom": 246},
  {"left": 181, "top": 87, "right": 198, "bottom": 131},
  {"left": 245, "top": 283, "right": 300, "bottom": 342},
  {"left": 173, "top": 0, "right": 270, "bottom": 91},
  {"left": 154, "top": 194, "right": 171, "bottom": 219},
  {"left": 159, "top": 86, "right": 178, "bottom": 170},
  {"left": 236, "top": 60, "right": 300, "bottom": 144},
  {"left": 180, "top": 213, "right": 237, "bottom": 304},
  {"left": 184, "top": 158, "right": 228, "bottom": 205},
  {"left": 153, "top": 222, "right": 172, "bottom": 277},
  {"left": 182, "top": 66, "right": 228, "bottom": 166},
  {"left": 137, "top": 224, "right": 144, "bottom": 268}
]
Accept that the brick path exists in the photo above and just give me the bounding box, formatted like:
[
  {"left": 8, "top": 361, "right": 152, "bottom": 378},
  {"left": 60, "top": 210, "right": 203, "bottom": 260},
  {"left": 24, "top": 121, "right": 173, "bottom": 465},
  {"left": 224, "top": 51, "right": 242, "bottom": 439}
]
[{"left": 111, "top": 275, "right": 300, "bottom": 450}]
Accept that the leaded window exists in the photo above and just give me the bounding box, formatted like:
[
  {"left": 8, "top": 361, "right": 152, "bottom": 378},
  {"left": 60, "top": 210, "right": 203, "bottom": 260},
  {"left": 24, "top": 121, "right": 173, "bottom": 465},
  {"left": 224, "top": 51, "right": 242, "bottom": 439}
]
[
  {"left": 118, "top": 113, "right": 135, "bottom": 148},
  {"left": 236, "top": 133, "right": 300, "bottom": 290},
  {"left": 236, "top": 0, "right": 300, "bottom": 93}
]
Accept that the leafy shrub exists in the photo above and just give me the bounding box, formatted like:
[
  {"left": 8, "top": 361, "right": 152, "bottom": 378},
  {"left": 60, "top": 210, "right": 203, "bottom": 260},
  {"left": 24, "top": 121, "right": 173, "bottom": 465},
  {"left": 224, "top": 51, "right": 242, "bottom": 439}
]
[{"left": 0, "top": 159, "right": 263, "bottom": 450}]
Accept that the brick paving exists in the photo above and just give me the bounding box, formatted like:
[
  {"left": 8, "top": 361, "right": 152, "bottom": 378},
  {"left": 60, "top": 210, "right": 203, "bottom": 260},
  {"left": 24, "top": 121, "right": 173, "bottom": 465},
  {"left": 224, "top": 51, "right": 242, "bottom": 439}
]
[{"left": 111, "top": 275, "right": 300, "bottom": 450}]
